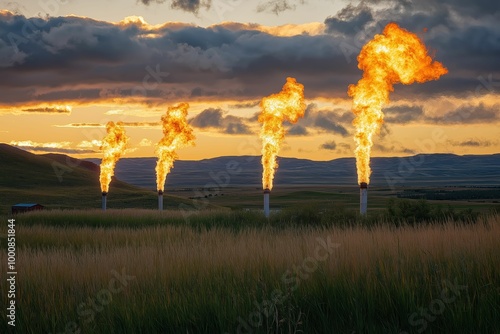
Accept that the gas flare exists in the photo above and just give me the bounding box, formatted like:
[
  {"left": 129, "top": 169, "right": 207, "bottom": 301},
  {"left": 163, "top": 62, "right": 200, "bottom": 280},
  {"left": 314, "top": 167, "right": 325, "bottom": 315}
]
[
  {"left": 99, "top": 121, "right": 129, "bottom": 192},
  {"left": 156, "top": 103, "right": 195, "bottom": 192},
  {"left": 349, "top": 23, "right": 447, "bottom": 184},
  {"left": 259, "top": 77, "right": 306, "bottom": 190}
]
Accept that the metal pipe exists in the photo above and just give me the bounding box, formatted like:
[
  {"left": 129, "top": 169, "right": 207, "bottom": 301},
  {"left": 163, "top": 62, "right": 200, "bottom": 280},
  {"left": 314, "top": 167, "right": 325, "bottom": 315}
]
[
  {"left": 263, "top": 188, "right": 270, "bottom": 218},
  {"left": 158, "top": 190, "right": 163, "bottom": 211},
  {"left": 102, "top": 191, "right": 107, "bottom": 211},
  {"left": 360, "top": 182, "right": 367, "bottom": 215}
]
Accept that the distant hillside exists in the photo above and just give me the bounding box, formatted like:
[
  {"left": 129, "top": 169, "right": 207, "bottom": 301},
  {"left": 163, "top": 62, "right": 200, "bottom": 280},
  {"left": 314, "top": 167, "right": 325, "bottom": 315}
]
[
  {"left": 0, "top": 144, "right": 206, "bottom": 215},
  {"left": 88, "top": 154, "right": 500, "bottom": 189},
  {"left": 42, "top": 153, "right": 100, "bottom": 173},
  {"left": 0, "top": 143, "right": 122, "bottom": 189}
]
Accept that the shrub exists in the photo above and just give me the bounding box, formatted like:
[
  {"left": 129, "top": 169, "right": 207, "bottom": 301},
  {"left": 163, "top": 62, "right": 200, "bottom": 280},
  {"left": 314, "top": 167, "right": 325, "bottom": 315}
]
[{"left": 385, "top": 198, "right": 479, "bottom": 225}]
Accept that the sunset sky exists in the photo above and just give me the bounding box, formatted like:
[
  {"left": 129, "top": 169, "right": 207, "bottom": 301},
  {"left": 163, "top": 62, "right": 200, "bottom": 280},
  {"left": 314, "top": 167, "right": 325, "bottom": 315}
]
[{"left": 0, "top": 0, "right": 498, "bottom": 160}]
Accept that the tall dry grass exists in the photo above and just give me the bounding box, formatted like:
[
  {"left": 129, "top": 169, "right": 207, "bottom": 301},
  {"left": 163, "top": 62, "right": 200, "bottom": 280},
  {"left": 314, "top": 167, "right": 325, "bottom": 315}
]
[{"left": 0, "top": 212, "right": 499, "bottom": 333}]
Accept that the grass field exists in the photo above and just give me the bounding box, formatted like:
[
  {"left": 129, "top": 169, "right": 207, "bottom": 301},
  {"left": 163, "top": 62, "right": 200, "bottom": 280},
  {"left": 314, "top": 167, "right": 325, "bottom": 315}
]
[
  {"left": 172, "top": 184, "right": 500, "bottom": 213},
  {"left": 1, "top": 209, "right": 499, "bottom": 333}
]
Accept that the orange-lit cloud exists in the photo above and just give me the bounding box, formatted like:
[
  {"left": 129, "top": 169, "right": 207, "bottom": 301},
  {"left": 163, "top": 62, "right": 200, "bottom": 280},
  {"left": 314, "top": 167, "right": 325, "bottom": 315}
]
[
  {"left": 449, "top": 138, "right": 497, "bottom": 147},
  {"left": 77, "top": 140, "right": 103, "bottom": 148},
  {"left": 116, "top": 16, "right": 193, "bottom": 33},
  {"left": 139, "top": 138, "right": 153, "bottom": 147},
  {"left": 56, "top": 123, "right": 104, "bottom": 128},
  {"left": 104, "top": 109, "right": 163, "bottom": 117},
  {"left": 56, "top": 122, "right": 160, "bottom": 128},
  {"left": 10, "top": 140, "right": 71, "bottom": 149},
  {"left": 213, "top": 22, "right": 325, "bottom": 36},
  {"left": 21, "top": 105, "right": 72, "bottom": 114},
  {"left": 0, "top": 105, "right": 72, "bottom": 115},
  {"left": 123, "top": 122, "right": 160, "bottom": 128},
  {"left": 9, "top": 140, "right": 97, "bottom": 154}
]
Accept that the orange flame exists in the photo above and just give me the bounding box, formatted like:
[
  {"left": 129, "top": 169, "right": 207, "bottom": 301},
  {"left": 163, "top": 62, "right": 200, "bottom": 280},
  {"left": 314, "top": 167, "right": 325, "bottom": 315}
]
[
  {"left": 155, "top": 103, "right": 196, "bottom": 192},
  {"left": 348, "top": 23, "right": 448, "bottom": 184},
  {"left": 259, "top": 77, "right": 306, "bottom": 190},
  {"left": 99, "top": 121, "right": 129, "bottom": 192}
]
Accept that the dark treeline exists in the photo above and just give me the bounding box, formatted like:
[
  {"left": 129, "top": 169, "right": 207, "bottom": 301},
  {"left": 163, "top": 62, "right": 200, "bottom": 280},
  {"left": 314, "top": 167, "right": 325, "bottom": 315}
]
[{"left": 397, "top": 189, "right": 500, "bottom": 201}]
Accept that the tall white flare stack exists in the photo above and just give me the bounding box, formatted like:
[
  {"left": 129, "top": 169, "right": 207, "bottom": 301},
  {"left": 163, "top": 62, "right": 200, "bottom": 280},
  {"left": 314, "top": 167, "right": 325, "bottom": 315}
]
[
  {"left": 158, "top": 190, "right": 163, "bottom": 211},
  {"left": 360, "top": 182, "right": 368, "bottom": 215},
  {"left": 102, "top": 192, "right": 107, "bottom": 211},
  {"left": 263, "top": 188, "right": 270, "bottom": 218}
]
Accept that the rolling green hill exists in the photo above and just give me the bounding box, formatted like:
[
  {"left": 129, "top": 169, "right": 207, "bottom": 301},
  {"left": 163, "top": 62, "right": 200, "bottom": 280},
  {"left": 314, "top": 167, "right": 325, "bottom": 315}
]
[{"left": 0, "top": 144, "right": 204, "bottom": 215}]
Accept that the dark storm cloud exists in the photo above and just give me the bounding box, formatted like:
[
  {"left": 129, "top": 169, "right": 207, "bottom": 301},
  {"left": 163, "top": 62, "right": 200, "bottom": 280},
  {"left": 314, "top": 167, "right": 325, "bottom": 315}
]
[
  {"left": 0, "top": 13, "right": 143, "bottom": 69},
  {"left": 383, "top": 105, "right": 424, "bottom": 124},
  {"left": 189, "top": 108, "right": 252, "bottom": 134},
  {"left": 339, "top": 143, "right": 350, "bottom": 149},
  {"left": 378, "top": 123, "right": 391, "bottom": 139},
  {"left": 171, "top": 0, "right": 209, "bottom": 12},
  {"left": 288, "top": 125, "right": 309, "bottom": 136},
  {"left": 245, "top": 102, "right": 350, "bottom": 137},
  {"left": 382, "top": 103, "right": 499, "bottom": 126},
  {"left": 358, "top": 0, "right": 500, "bottom": 17},
  {"left": 449, "top": 139, "right": 495, "bottom": 147},
  {"left": 325, "top": 3, "right": 373, "bottom": 35},
  {"left": 189, "top": 87, "right": 219, "bottom": 97},
  {"left": 190, "top": 87, "right": 203, "bottom": 97},
  {"left": 0, "top": 4, "right": 498, "bottom": 108},
  {"left": 0, "top": 12, "right": 362, "bottom": 105},
  {"left": 336, "top": 142, "right": 351, "bottom": 154},
  {"left": 139, "top": 0, "right": 164, "bottom": 4},
  {"left": 190, "top": 108, "right": 224, "bottom": 127},
  {"left": 373, "top": 143, "right": 415, "bottom": 154},
  {"left": 314, "top": 112, "right": 349, "bottom": 136},
  {"left": 326, "top": 0, "right": 500, "bottom": 94},
  {"left": 225, "top": 122, "right": 252, "bottom": 134},
  {"left": 138, "top": 0, "right": 211, "bottom": 13},
  {"left": 297, "top": 103, "right": 351, "bottom": 137},
  {"left": 428, "top": 25, "right": 500, "bottom": 73},
  {"left": 426, "top": 103, "right": 499, "bottom": 124},
  {"left": 256, "top": 0, "right": 304, "bottom": 15},
  {"left": 320, "top": 140, "right": 337, "bottom": 150}
]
